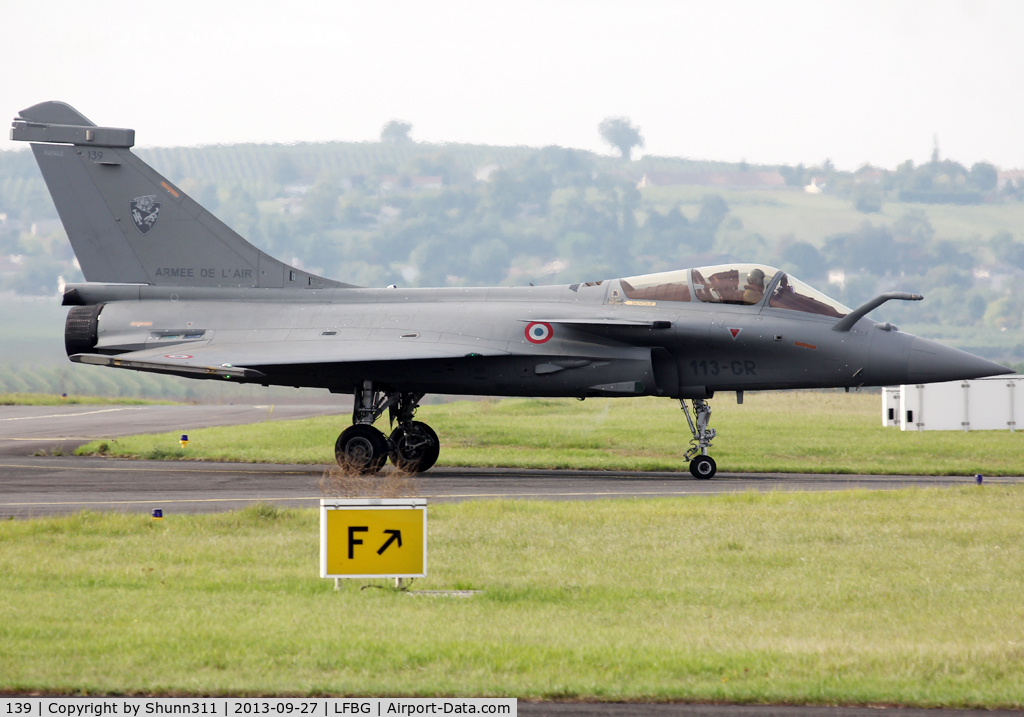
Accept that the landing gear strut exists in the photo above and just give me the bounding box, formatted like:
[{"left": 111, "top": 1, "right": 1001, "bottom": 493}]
[
  {"left": 681, "top": 398, "right": 717, "bottom": 479},
  {"left": 388, "top": 392, "right": 440, "bottom": 473},
  {"left": 334, "top": 381, "right": 440, "bottom": 474}
]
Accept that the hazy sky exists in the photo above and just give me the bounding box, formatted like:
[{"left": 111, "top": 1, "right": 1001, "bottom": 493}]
[{"left": 2, "top": 0, "right": 1022, "bottom": 170}]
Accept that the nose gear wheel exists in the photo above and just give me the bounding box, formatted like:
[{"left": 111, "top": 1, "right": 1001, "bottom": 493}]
[
  {"left": 689, "top": 455, "right": 717, "bottom": 479},
  {"left": 681, "top": 398, "right": 717, "bottom": 479}
]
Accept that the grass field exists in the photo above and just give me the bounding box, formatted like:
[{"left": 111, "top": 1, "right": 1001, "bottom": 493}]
[
  {"left": 76, "top": 392, "right": 1024, "bottom": 475},
  {"left": 640, "top": 186, "right": 1024, "bottom": 252},
  {"left": 1, "top": 488, "right": 1023, "bottom": 705}
]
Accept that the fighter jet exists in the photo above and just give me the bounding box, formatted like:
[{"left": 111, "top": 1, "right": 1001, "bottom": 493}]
[{"left": 11, "top": 101, "right": 1012, "bottom": 478}]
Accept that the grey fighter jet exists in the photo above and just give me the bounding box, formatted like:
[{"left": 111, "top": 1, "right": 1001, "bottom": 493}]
[{"left": 11, "top": 101, "right": 1012, "bottom": 478}]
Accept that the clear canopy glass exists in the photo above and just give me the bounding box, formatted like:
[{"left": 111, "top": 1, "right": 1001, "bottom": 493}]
[
  {"left": 690, "top": 264, "right": 778, "bottom": 305},
  {"left": 768, "top": 274, "right": 850, "bottom": 318},
  {"left": 617, "top": 263, "right": 850, "bottom": 318},
  {"left": 620, "top": 268, "right": 692, "bottom": 302}
]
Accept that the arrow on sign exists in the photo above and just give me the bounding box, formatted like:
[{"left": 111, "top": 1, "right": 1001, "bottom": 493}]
[{"left": 378, "top": 529, "right": 402, "bottom": 555}]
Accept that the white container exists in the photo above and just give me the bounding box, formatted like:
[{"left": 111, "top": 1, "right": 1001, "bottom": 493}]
[
  {"left": 882, "top": 386, "right": 901, "bottom": 427},
  {"left": 887, "top": 376, "right": 1022, "bottom": 431}
]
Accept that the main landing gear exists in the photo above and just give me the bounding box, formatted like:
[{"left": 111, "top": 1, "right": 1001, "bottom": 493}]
[
  {"left": 681, "top": 398, "right": 717, "bottom": 479},
  {"left": 335, "top": 381, "right": 440, "bottom": 475}
]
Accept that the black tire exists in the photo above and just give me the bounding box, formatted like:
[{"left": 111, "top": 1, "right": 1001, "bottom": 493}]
[
  {"left": 335, "top": 424, "right": 389, "bottom": 474},
  {"left": 389, "top": 421, "right": 440, "bottom": 473},
  {"left": 689, "top": 455, "right": 717, "bottom": 479}
]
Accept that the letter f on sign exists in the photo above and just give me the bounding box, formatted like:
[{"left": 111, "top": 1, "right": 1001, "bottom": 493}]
[{"left": 348, "top": 526, "right": 368, "bottom": 559}]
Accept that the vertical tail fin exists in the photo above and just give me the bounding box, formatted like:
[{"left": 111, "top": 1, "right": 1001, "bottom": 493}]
[{"left": 11, "top": 101, "right": 347, "bottom": 289}]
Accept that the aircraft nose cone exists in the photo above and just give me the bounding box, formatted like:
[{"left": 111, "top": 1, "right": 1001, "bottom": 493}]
[{"left": 907, "top": 337, "right": 1013, "bottom": 383}]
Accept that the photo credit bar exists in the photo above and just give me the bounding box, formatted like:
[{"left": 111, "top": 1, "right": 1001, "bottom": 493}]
[{"left": 0, "top": 699, "right": 516, "bottom": 717}]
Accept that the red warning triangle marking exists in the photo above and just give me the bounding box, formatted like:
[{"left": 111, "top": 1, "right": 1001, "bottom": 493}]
[{"left": 728, "top": 327, "right": 742, "bottom": 339}]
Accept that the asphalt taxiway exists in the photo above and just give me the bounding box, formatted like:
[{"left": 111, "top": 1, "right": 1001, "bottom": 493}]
[
  {"left": 0, "top": 456, "right": 1017, "bottom": 518},
  {"left": 0, "top": 403, "right": 1018, "bottom": 518}
]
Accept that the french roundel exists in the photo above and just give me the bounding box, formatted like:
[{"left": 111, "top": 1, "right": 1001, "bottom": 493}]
[
  {"left": 164, "top": 354, "right": 193, "bottom": 359},
  {"left": 525, "top": 322, "right": 553, "bottom": 344}
]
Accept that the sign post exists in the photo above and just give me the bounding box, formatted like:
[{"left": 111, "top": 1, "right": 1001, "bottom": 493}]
[{"left": 320, "top": 498, "right": 426, "bottom": 587}]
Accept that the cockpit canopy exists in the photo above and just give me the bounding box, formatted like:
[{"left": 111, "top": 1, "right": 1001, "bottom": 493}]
[{"left": 619, "top": 263, "right": 850, "bottom": 318}]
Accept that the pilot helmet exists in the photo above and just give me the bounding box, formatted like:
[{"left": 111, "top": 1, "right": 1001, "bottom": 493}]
[{"left": 747, "top": 268, "right": 765, "bottom": 286}]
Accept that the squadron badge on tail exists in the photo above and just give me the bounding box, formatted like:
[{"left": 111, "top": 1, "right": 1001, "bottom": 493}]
[{"left": 130, "top": 195, "right": 160, "bottom": 235}]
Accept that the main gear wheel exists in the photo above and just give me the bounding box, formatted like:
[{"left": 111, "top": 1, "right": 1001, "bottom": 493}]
[
  {"left": 335, "top": 424, "right": 389, "bottom": 474},
  {"left": 389, "top": 421, "right": 440, "bottom": 473}
]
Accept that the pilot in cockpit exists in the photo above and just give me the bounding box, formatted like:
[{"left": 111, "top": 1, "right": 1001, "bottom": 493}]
[
  {"left": 742, "top": 268, "right": 766, "bottom": 304},
  {"left": 773, "top": 273, "right": 792, "bottom": 297}
]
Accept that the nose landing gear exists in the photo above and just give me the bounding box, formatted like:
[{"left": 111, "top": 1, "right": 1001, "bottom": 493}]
[
  {"left": 681, "top": 398, "right": 717, "bottom": 479},
  {"left": 334, "top": 381, "right": 440, "bottom": 474}
]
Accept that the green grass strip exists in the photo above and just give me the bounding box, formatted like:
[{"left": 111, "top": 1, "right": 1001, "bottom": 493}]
[
  {"left": 1, "top": 488, "right": 1023, "bottom": 704},
  {"left": 76, "top": 393, "right": 1024, "bottom": 475}
]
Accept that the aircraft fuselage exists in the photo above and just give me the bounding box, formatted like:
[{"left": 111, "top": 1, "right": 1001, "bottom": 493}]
[{"left": 65, "top": 279, "right": 978, "bottom": 400}]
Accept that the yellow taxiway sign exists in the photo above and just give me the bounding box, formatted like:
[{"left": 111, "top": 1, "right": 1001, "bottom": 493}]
[{"left": 320, "top": 499, "right": 426, "bottom": 579}]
